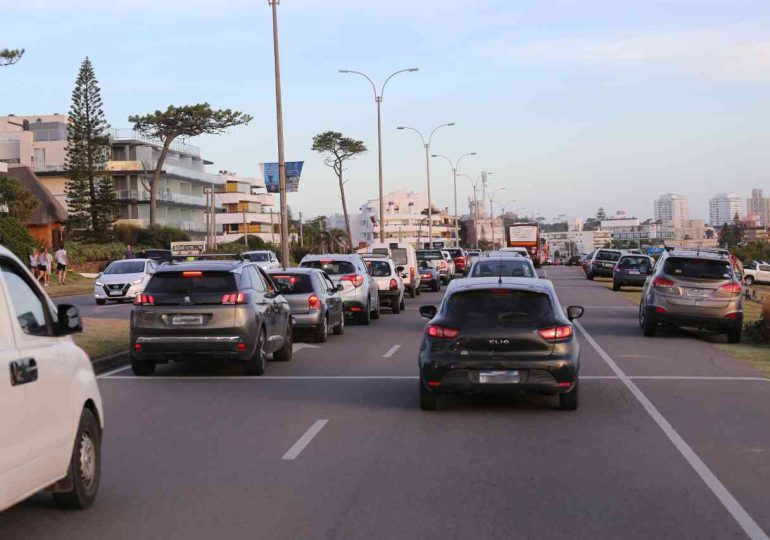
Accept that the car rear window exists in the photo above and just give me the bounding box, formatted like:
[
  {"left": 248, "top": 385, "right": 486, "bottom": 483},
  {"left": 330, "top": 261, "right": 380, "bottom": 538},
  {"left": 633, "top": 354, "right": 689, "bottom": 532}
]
[
  {"left": 618, "top": 256, "right": 651, "bottom": 269},
  {"left": 390, "top": 248, "right": 408, "bottom": 265},
  {"left": 470, "top": 260, "right": 535, "bottom": 278},
  {"left": 595, "top": 250, "right": 621, "bottom": 262},
  {"left": 663, "top": 258, "right": 733, "bottom": 280},
  {"left": 366, "top": 260, "right": 392, "bottom": 277},
  {"left": 104, "top": 261, "right": 145, "bottom": 274},
  {"left": 446, "top": 289, "right": 552, "bottom": 326},
  {"left": 246, "top": 252, "right": 270, "bottom": 262},
  {"left": 417, "top": 250, "right": 442, "bottom": 260},
  {"left": 445, "top": 249, "right": 463, "bottom": 258},
  {"left": 301, "top": 260, "right": 356, "bottom": 275},
  {"left": 269, "top": 273, "right": 314, "bottom": 294},
  {"left": 145, "top": 272, "right": 237, "bottom": 293}
]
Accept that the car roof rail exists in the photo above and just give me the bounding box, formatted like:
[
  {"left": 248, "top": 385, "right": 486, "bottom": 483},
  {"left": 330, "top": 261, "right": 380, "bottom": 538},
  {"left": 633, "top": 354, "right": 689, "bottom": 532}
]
[{"left": 169, "top": 253, "right": 244, "bottom": 262}]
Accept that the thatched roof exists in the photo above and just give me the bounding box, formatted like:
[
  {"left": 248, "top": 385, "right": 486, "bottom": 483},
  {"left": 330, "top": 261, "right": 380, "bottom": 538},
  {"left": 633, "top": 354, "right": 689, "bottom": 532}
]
[{"left": 5, "top": 165, "right": 67, "bottom": 225}]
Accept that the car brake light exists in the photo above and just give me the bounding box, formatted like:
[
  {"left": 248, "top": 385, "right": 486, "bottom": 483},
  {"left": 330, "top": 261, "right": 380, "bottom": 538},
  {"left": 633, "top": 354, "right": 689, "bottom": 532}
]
[
  {"left": 538, "top": 325, "right": 573, "bottom": 340},
  {"left": 389, "top": 278, "right": 398, "bottom": 290},
  {"left": 134, "top": 343, "right": 142, "bottom": 351},
  {"left": 182, "top": 271, "right": 202, "bottom": 277},
  {"left": 440, "top": 261, "right": 447, "bottom": 269},
  {"left": 221, "top": 292, "right": 246, "bottom": 305},
  {"left": 410, "top": 267, "right": 415, "bottom": 279},
  {"left": 134, "top": 294, "right": 155, "bottom": 306},
  {"left": 653, "top": 277, "right": 676, "bottom": 288},
  {"left": 427, "top": 325, "right": 460, "bottom": 339},
  {"left": 308, "top": 294, "right": 321, "bottom": 310},
  {"left": 421, "top": 273, "right": 432, "bottom": 279},
  {"left": 725, "top": 312, "right": 740, "bottom": 319},
  {"left": 719, "top": 282, "right": 742, "bottom": 295},
  {"left": 655, "top": 307, "right": 668, "bottom": 314},
  {"left": 341, "top": 274, "right": 364, "bottom": 287}
]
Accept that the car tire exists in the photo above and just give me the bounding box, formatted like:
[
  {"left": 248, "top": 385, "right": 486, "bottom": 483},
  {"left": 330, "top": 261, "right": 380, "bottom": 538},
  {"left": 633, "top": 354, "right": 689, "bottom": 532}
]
[
  {"left": 130, "top": 355, "right": 156, "bottom": 376},
  {"left": 400, "top": 298, "right": 406, "bottom": 311},
  {"left": 274, "top": 324, "right": 293, "bottom": 361},
  {"left": 416, "top": 285, "right": 421, "bottom": 296},
  {"left": 359, "top": 302, "right": 371, "bottom": 325},
  {"left": 613, "top": 283, "right": 620, "bottom": 291},
  {"left": 640, "top": 304, "right": 656, "bottom": 337},
  {"left": 432, "top": 281, "right": 439, "bottom": 292},
  {"left": 586, "top": 272, "right": 594, "bottom": 281},
  {"left": 727, "top": 325, "right": 742, "bottom": 344},
  {"left": 314, "top": 316, "right": 328, "bottom": 343},
  {"left": 392, "top": 297, "right": 401, "bottom": 314},
  {"left": 371, "top": 297, "right": 381, "bottom": 319},
  {"left": 745, "top": 276, "right": 755, "bottom": 285},
  {"left": 333, "top": 312, "right": 345, "bottom": 335},
  {"left": 245, "top": 328, "right": 267, "bottom": 375},
  {"left": 558, "top": 378, "right": 579, "bottom": 411},
  {"left": 419, "top": 381, "right": 440, "bottom": 411},
  {"left": 95, "top": 299, "right": 106, "bottom": 306},
  {"left": 53, "top": 408, "right": 101, "bottom": 510}
]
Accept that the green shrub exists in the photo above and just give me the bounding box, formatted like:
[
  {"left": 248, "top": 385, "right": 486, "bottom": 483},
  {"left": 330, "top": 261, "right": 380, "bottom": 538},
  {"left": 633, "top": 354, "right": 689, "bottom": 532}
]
[
  {"left": 216, "top": 235, "right": 269, "bottom": 254},
  {"left": 137, "top": 225, "right": 190, "bottom": 248},
  {"left": 68, "top": 243, "right": 125, "bottom": 265},
  {"left": 114, "top": 223, "right": 141, "bottom": 245},
  {"left": 0, "top": 216, "right": 37, "bottom": 262}
]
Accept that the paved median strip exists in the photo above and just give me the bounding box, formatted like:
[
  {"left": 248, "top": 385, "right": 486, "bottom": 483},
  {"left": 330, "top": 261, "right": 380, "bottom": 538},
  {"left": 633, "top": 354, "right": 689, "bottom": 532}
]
[{"left": 282, "top": 419, "right": 329, "bottom": 460}]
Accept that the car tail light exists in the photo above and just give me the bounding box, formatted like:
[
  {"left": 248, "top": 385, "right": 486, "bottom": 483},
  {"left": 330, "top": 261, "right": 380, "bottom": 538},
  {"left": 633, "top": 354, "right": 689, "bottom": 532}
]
[
  {"left": 410, "top": 267, "right": 415, "bottom": 280},
  {"left": 308, "top": 294, "right": 321, "bottom": 310},
  {"left": 538, "top": 325, "right": 573, "bottom": 340},
  {"left": 440, "top": 261, "right": 447, "bottom": 269},
  {"left": 236, "top": 342, "right": 247, "bottom": 351},
  {"left": 389, "top": 278, "right": 398, "bottom": 291},
  {"left": 427, "top": 325, "right": 460, "bottom": 339},
  {"left": 421, "top": 272, "right": 432, "bottom": 280},
  {"left": 134, "top": 343, "right": 142, "bottom": 352},
  {"left": 719, "top": 282, "right": 742, "bottom": 295},
  {"left": 182, "top": 271, "right": 202, "bottom": 278},
  {"left": 655, "top": 307, "right": 668, "bottom": 314},
  {"left": 221, "top": 292, "right": 246, "bottom": 305},
  {"left": 725, "top": 312, "right": 741, "bottom": 319},
  {"left": 134, "top": 294, "right": 155, "bottom": 305},
  {"left": 341, "top": 274, "right": 364, "bottom": 287},
  {"left": 652, "top": 277, "right": 676, "bottom": 289}
]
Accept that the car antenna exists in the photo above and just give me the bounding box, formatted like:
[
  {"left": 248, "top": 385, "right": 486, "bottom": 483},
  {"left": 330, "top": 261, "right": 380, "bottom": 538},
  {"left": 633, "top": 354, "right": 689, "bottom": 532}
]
[{"left": 498, "top": 253, "right": 503, "bottom": 285}]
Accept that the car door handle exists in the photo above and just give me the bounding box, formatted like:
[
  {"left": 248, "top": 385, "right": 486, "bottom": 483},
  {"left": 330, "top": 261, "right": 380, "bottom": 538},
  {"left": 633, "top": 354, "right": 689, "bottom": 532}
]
[{"left": 10, "top": 358, "right": 37, "bottom": 386}]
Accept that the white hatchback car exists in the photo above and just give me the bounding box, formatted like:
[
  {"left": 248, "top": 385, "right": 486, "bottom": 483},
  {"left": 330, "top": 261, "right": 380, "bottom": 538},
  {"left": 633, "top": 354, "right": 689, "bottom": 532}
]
[
  {"left": 243, "top": 250, "right": 281, "bottom": 271},
  {"left": 362, "top": 254, "right": 406, "bottom": 314},
  {"left": 94, "top": 258, "right": 156, "bottom": 305},
  {"left": 0, "top": 246, "right": 104, "bottom": 512}
]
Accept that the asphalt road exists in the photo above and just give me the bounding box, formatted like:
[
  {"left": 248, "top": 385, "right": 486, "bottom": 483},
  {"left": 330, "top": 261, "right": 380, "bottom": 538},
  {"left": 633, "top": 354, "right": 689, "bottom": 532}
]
[{"left": 3, "top": 266, "right": 770, "bottom": 539}]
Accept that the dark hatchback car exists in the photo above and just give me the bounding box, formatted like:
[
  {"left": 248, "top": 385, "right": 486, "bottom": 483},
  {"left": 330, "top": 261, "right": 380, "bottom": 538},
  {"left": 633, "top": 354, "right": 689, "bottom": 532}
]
[
  {"left": 417, "top": 260, "right": 441, "bottom": 291},
  {"left": 418, "top": 278, "right": 584, "bottom": 411},
  {"left": 268, "top": 268, "right": 344, "bottom": 343},
  {"left": 586, "top": 249, "right": 623, "bottom": 279},
  {"left": 136, "top": 249, "right": 172, "bottom": 263},
  {"left": 613, "top": 254, "right": 654, "bottom": 290},
  {"left": 130, "top": 260, "right": 293, "bottom": 376}
]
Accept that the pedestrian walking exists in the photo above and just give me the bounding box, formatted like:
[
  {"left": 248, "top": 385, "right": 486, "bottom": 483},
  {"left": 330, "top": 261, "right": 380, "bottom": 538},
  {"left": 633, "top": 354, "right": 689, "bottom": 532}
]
[
  {"left": 30, "top": 248, "right": 39, "bottom": 280},
  {"left": 55, "top": 244, "right": 68, "bottom": 286},
  {"left": 124, "top": 244, "right": 135, "bottom": 259},
  {"left": 40, "top": 247, "right": 52, "bottom": 287}
]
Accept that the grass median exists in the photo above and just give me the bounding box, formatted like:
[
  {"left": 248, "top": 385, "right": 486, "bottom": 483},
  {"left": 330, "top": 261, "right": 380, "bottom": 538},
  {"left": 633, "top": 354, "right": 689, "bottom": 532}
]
[
  {"left": 46, "top": 272, "right": 96, "bottom": 298},
  {"left": 597, "top": 278, "right": 770, "bottom": 376},
  {"left": 74, "top": 317, "right": 129, "bottom": 360}
]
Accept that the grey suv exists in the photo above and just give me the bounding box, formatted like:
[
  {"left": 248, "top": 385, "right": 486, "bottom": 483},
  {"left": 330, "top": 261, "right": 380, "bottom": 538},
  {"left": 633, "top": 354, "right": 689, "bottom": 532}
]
[
  {"left": 639, "top": 249, "right": 743, "bottom": 342},
  {"left": 130, "top": 259, "right": 293, "bottom": 376},
  {"left": 300, "top": 254, "right": 380, "bottom": 325}
]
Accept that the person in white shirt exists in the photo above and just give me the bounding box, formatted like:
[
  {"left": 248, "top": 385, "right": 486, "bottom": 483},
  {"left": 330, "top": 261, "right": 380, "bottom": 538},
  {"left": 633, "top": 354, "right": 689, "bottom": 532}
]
[
  {"left": 55, "top": 245, "right": 68, "bottom": 286},
  {"left": 39, "top": 247, "right": 52, "bottom": 287}
]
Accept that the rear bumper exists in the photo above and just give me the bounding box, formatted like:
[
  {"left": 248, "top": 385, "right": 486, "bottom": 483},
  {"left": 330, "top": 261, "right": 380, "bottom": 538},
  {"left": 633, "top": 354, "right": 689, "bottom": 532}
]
[
  {"left": 132, "top": 335, "right": 252, "bottom": 362},
  {"left": 378, "top": 290, "right": 400, "bottom": 304},
  {"left": 614, "top": 275, "right": 647, "bottom": 286},
  {"left": 292, "top": 311, "right": 324, "bottom": 328},
  {"left": 420, "top": 277, "right": 438, "bottom": 287},
  {"left": 647, "top": 306, "right": 742, "bottom": 332},
  {"left": 590, "top": 265, "right": 615, "bottom": 277}
]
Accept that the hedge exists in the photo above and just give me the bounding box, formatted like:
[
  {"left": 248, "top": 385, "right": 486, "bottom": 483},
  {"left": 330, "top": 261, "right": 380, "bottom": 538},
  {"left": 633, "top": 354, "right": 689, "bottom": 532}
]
[
  {"left": 67, "top": 243, "right": 126, "bottom": 265},
  {"left": 0, "top": 216, "right": 37, "bottom": 262}
]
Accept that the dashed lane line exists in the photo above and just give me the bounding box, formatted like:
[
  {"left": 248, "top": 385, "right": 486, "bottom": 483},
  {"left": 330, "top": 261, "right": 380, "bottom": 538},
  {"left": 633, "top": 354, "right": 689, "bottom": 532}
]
[
  {"left": 383, "top": 344, "right": 401, "bottom": 358},
  {"left": 282, "top": 419, "right": 329, "bottom": 460},
  {"left": 100, "top": 374, "right": 770, "bottom": 382}
]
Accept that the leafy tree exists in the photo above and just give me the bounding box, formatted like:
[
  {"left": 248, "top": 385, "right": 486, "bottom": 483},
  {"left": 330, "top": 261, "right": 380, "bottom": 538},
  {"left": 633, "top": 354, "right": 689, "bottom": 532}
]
[
  {"left": 0, "top": 48, "right": 24, "bottom": 67},
  {"left": 718, "top": 214, "right": 744, "bottom": 249},
  {"left": 0, "top": 216, "right": 36, "bottom": 261},
  {"left": 583, "top": 218, "right": 600, "bottom": 231},
  {"left": 65, "top": 57, "right": 117, "bottom": 241},
  {"left": 311, "top": 131, "right": 367, "bottom": 251},
  {"left": 596, "top": 207, "right": 607, "bottom": 221},
  {"left": 0, "top": 174, "right": 38, "bottom": 222},
  {"left": 129, "top": 104, "right": 252, "bottom": 225}
]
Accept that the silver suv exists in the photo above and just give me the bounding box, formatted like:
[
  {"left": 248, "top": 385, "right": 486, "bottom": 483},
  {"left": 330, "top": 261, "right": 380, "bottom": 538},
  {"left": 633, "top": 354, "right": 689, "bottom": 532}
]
[
  {"left": 300, "top": 254, "right": 380, "bottom": 325},
  {"left": 639, "top": 249, "right": 743, "bottom": 342}
]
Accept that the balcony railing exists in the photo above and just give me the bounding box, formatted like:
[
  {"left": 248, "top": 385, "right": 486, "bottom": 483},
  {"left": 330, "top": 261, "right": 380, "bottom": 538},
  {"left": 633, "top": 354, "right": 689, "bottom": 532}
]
[
  {"left": 110, "top": 129, "right": 201, "bottom": 157},
  {"left": 116, "top": 190, "right": 222, "bottom": 209}
]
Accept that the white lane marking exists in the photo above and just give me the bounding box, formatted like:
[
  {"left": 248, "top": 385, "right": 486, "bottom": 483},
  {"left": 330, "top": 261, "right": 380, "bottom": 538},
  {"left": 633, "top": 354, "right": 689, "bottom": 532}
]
[
  {"left": 383, "top": 344, "right": 401, "bottom": 358},
  {"left": 100, "top": 374, "right": 770, "bottom": 382},
  {"left": 575, "top": 320, "right": 770, "bottom": 540},
  {"left": 579, "top": 305, "right": 637, "bottom": 309},
  {"left": 631, "top": 376, "right": 770, "bottom": 382},
  {"left": 97, "top": 365, "right": 132, "bottom": 378},
  {"left": 293, "top": 343, "right": 320, "bottom": 353},
  {"left": 282, "top": 419, "right": 328, "bottom": 460}
]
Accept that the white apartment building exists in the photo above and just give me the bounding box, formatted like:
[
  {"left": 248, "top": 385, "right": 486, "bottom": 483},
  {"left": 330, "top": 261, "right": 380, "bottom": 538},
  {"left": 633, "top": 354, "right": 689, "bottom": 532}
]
[
  {"left": 543, "top": 230, "right": 606, "bottom": 256},
  {"left": 216, "top": 173, "right": 279, "bottom": 245},
  {"left": 747, "top": 189, "right": 770, "bottom": 227},
  {"left": 0, "top": 114, "right": 226, "bottom": 238},
  {"left": 654, "top": 193, "right": 689, "bottom": 229},
  {"left": 709, "top": 193, "right": 743, "bottom": 226},
  {"left": 358, "top": 189, "right": 454, "bottom": 247}
]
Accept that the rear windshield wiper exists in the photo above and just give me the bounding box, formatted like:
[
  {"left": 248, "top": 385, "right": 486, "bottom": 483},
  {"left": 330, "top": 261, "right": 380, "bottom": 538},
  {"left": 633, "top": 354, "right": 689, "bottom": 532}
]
[{"left": 498, "top": 311, "right": 531, "bottom": 321}]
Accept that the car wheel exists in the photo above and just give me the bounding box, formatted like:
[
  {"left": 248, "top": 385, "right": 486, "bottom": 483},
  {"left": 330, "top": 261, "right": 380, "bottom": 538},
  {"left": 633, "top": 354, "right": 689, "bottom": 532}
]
[
  {"left": 359, "top": 302, "right": 371, "bottom": 325},
  {"left": 274, "top": 324, "right": 293, "bottom": 361},
  {"left": 333, "top": 312, "right": 345, "bottom": 335},
  {"left": 392, "top": 297, "right": 401, "bottom": 314},
  {"left": 558, "top": 378, "right": 579, "bottom": 411},
  {"left": 245, "top": 328, "right": 267, "bottom": 375},
  {"left": 419, "top": 381, "right": 440, "bottom": 411},
  {"left": 130, "top": 354, "right": 155, "bottom": 376},
  {"left": 371, "top": 297, "right": 381, "bottom": 319},
  {"left": 640, "top": 304, "right": 656, "bottom": 337},
  {"left": 613, "top": 283, "right": 620, "bottom": 291},
  {"left": 432, "top": 281, "right": 439, "bottom": 292},
  {"left": 586, "top": 272, "right": 594, "bottom": 281},
  {"left": 415, "top": 285, "right": 421, "bottom": 296},
  {"left": 53, "top": 408, "right": 101, "bottom": 510},
  {"left": 314, "top": 316, "right": 328, "bottom": 343},
  {"left": 400, "top": 298, "right": 406, "bottom": 311},
  {"left": 408, "top": 285, "right": 416, "bottom": 299},
  {"left": 727, "top": 325, "right": 742, "bottom": 344},
  {"left": 95, "top": 299, "right": 106, "bottom": 306},
  {"left": 745, "top": 276, "right": 755, "bottom": 285}
]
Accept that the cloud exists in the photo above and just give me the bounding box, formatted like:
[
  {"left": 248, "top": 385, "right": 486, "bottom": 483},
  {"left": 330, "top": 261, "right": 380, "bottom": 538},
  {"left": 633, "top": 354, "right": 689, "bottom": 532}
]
[{"left": 493, "top": 24, "right": 770, "bottom": 82}]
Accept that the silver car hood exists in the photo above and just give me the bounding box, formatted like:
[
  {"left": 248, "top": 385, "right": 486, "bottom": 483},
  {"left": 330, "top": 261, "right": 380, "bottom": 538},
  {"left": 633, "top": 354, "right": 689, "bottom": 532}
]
[{"left": 99, "top": 272, "right": 145, "bottom": 284}]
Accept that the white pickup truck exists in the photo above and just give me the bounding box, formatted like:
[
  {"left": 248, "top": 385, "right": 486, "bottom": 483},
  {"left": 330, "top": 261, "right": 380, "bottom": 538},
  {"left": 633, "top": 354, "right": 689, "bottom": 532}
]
[
  {"left": 744, "top": 261, "right": 770, "bottom": 285},
  {"left": 0, "top": 245, "right": 104, "bottom": 512}
]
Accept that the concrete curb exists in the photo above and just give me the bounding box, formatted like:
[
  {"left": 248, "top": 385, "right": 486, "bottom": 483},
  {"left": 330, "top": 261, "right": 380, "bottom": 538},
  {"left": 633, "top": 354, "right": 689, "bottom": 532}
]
[{"left": 92, "top": 350, "right": 129, "bottom": 374}]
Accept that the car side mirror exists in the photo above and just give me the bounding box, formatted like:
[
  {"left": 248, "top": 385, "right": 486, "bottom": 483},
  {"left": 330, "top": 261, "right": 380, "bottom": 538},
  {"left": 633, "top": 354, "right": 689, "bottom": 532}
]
[
  {"left": 419, "top": 305, "right": 437, "bottom": 319},
  {"left": 265, "top": 290, "right": 278, "bottom": 299},
  {"left": 396, "top": 266, "right": 404, "bottom": 273},
  {"left": 337, "top": 283, "right": 345, "bottom": 292},
  {"left": 567, "top": 306, "right": 584, "bottom": 321},
  {"left": 56, "top": 303, "right": 83, "bottom": 335}
]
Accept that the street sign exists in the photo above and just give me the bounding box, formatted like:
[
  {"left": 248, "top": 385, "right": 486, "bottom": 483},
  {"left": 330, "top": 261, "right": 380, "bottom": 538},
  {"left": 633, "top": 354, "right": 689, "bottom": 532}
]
[
  {"left": 261, "top": 161, "right": 304, "bottom": 193},
  {"left": 170, "top": 241, "right": 206, "bottom": 256}
]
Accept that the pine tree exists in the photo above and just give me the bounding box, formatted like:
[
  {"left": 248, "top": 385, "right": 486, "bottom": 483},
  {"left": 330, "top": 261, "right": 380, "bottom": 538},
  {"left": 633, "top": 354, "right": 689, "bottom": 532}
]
[
  {"left": 596, "top": 207, "right": 607, "bottom": 221},
  {"left": 65, "top": 57, "right": 116, "bottom": 241}
]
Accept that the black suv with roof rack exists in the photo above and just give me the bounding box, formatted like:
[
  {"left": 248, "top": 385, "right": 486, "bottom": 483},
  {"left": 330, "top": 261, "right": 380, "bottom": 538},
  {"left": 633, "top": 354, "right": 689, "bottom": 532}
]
[{"left": 129, "top": 258, "right": 293, "bottom": 376}]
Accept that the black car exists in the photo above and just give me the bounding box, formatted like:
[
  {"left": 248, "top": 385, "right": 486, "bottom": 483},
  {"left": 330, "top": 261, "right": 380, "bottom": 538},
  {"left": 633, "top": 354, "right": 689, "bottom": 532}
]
[
  {"left": 417, "top": 260, "right": 441, "bottom": 291},
  {"left": 612, "top": 255, "right": 653, "bottom": 290},
  {"left": 566, "top": 255, "right": 582, "bottom": 266},
  {"left": 418, "top": 277, "right": 584, "bottom": 411},
  {"left": 136, "top": 249, "right": 173, "bottom": 263},
  {"left": 586, "top": 249, "right": 623, "bottom": 279}
]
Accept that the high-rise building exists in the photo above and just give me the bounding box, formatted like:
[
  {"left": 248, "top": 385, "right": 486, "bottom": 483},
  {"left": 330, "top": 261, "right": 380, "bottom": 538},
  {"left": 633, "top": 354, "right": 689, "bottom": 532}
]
[
  {"left": 654, "top": 193, "right": 689, "bottom": 229},
  {"left": 709, "top": 193, "right": 743, "bottom": 226},
  {"left": 746, "top": 189, "right": 770, "bottom": 227}
]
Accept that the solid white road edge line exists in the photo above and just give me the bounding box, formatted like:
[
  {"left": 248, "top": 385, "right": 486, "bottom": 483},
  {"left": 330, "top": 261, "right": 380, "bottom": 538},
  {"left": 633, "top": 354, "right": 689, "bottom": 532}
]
[
  {"left": 383, "top": 344, "right": 401, "bottom": 358},
  {"left": 282, "top": 419, "right": 329, "bottom": 460},
  {"left": 97, "top": 365, "right": 132, "bottom": 378},
  {"left": 575, "top": 320, "right": 770, "bottom": 540},
  {"left": 100, "top": 374, "right": 770, "bottom": 382}
]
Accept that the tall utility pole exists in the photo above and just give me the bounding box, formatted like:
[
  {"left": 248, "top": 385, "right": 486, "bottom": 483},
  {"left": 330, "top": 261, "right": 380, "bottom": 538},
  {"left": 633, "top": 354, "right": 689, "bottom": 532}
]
[
  {"left": 339, "top": 68, "right": 418, "bottom": 244},
  {"left": 299, "top": 211, "right": 303, "bottom": 247},
  {"left": 268, "top": 0, "right": 290, "bottom": 268},
  {"left": 397, "top": 122, "right": 454, "bottom": 247},
  {"left": 432, "top": 152, "right": 476, "bottom": 247}
]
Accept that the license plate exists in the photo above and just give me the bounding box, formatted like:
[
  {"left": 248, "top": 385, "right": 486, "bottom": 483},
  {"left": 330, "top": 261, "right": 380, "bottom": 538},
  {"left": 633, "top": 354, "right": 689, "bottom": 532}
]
[
  {"left": 107, "top": 290, "right": 123, "bottom": 296},
  {"left": 479, "top": 370, "right": 520, "bottom": 384},
  {"left": 686, "top": 288, "right": 706, "bottom": 296},
  {"left": 627, "top": 270, "right": 640, "bottom": 275},
  {"left": 172, "top": 315, "right": 203, "bottom": 326}
]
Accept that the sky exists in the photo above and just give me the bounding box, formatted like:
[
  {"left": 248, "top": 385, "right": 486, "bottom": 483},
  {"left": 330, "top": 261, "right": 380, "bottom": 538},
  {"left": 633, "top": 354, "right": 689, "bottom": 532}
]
[{"left": 3, "top": 0, "right": 770, "bottom": 223}]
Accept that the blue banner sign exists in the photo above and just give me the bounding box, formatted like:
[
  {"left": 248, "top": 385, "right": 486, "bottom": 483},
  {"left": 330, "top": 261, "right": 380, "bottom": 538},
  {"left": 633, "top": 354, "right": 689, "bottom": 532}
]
[{"left": 261, "top": 161, "right": 303, "bottom": 193}]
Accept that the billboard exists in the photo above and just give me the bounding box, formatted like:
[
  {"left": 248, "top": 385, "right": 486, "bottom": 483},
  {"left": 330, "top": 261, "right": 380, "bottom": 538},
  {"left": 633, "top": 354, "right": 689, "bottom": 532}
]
[
  {"left": 261, "top": 161, "right": 303, "bottom": 193},
  {"left": 508, "top": 225, "right": 538, "bottom": 244}
]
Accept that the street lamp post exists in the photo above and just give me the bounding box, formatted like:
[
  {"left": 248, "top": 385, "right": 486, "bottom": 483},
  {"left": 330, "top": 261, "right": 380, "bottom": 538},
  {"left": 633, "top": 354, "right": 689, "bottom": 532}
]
[
  {"left": 397, "top": 123, "right": 454, "bottom": 247},
  {"left": 432, "top": 152, "right": 476, "bottom": 247},
  {"left": 268, "top": 0, "right": 290, "bottom": 268},
  {"left": 339, "top": 68, "right": 418, "bottom": 243},
  {"left": 458, "top": 173, "right": 480, "bottom": 249},
  {"left": 489, "top": 187, "right": 506, "bottom": 249}
]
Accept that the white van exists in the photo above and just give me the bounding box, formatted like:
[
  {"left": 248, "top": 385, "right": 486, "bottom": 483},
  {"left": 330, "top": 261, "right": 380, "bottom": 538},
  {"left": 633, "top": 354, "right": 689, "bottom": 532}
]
[
  {"left": 368, "top": 242, "right": 421, "bottom": 297},
  {"left": 0, "top": 245, "right": 104, "bottom": 512}
]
